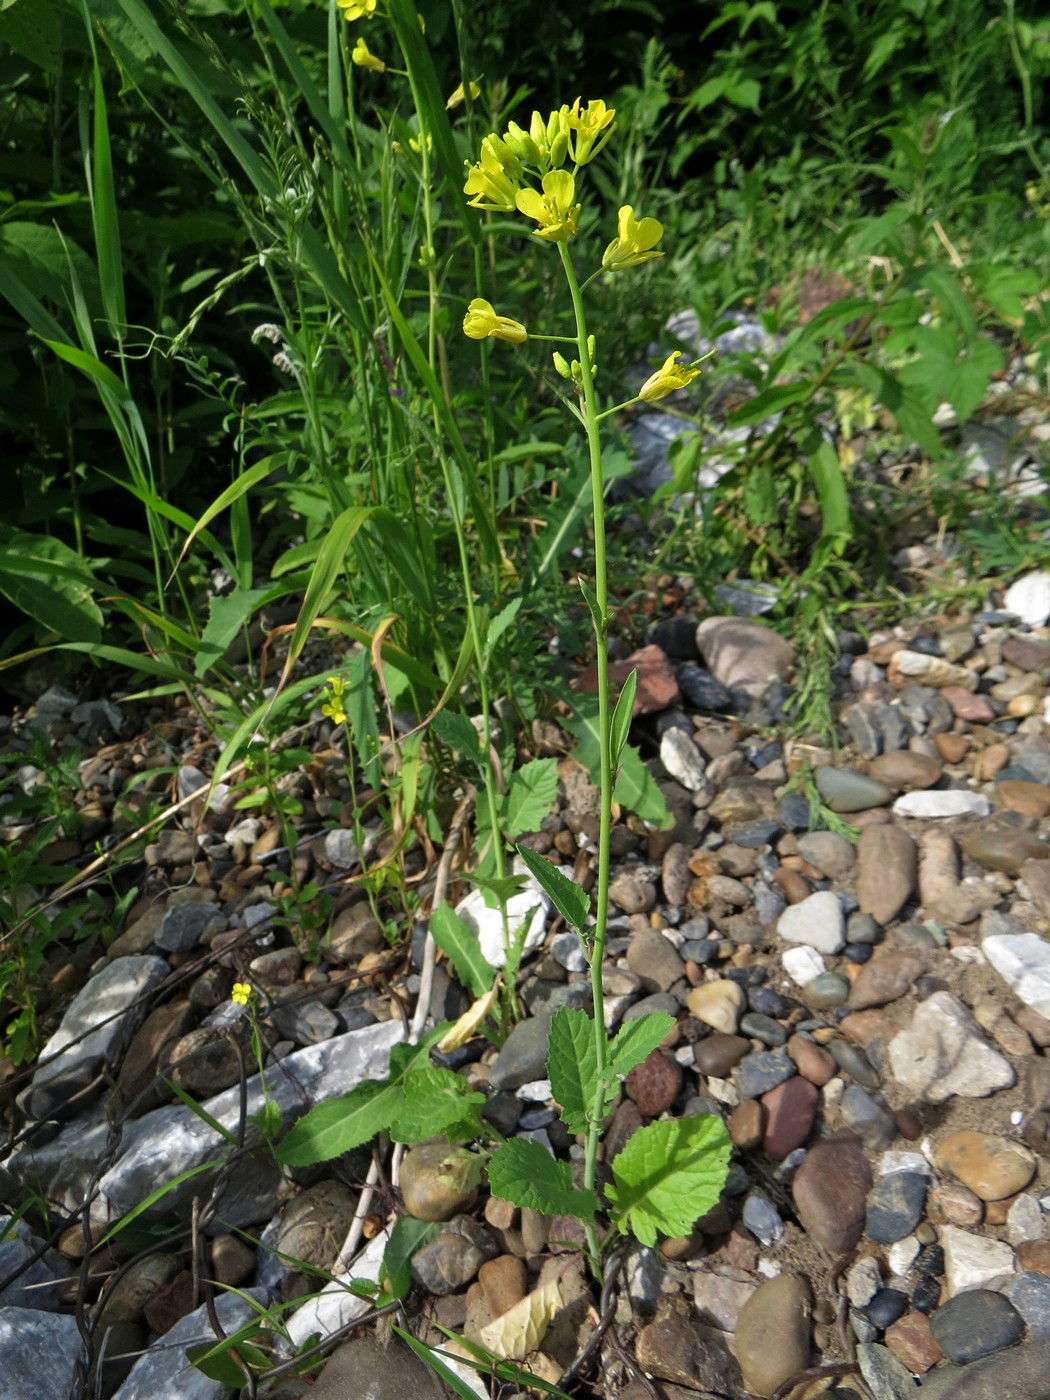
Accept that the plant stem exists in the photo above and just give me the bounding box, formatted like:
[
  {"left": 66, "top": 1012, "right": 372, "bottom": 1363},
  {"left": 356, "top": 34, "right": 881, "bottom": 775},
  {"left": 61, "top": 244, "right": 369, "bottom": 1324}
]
[{"left": 558, "top": 240, "right": 612, "bottom": 1280}]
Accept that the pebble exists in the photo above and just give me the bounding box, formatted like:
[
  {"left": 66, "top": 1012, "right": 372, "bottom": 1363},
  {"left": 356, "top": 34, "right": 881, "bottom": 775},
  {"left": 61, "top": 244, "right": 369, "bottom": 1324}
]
[
  {"left": 796, "top": 831, "right": 857, "bottom": 879},
  {"left": 761, "top": 1076, "right": 818, "bottom": 1157},
  {"left": 887, "top": 991, "right": 1015, "bottom": 1102},
  {"left": 696, "top": 616, "right": 796, "bottom": 697},
  {"left": 399, "top": 1143, "right": 480, "bottom": 1222},
  {"left": 857, "top": 1340, "right": 924, "bottom": 1400},
  {"left": 839, "top": 1084, "right": 897, "bottom": 1149},
  {"left": 625, "top": 1050, "right": 682, "bottom": 1116},
  {"left": 848, "top": 948, "right": 926, "bottom": 1010},
  {"left": 633, "top": 1295, "right": 735, "bottom": 1392},
  {"left": 787, "top": 1034, "right": 837, "bottom": 1085},
  {"left": 857, "top": 824, "right": 917, "bottom": 926},
  {"left": 867, "top": 1171, "right": 928, "bottom": 1243},
  {"left": 777, "top": 890, "right": 846, "bottom": 954},
  {"left": 829, "top": 1040, "right": 879, "bottom": 1088},
  {"left": 815, "top": 765, "right": 894, "bottom": 812},
  {"left": 892, "top": 790, "right": 993, "bottom": 818},
  {"left": 1007, "top": 1193, "right": 1045, "bottom": 1244},
  {"left": 966, "top": 827, "right": 1050, "bottom": 875},
  {"left": 488, "top": 1014, "right": 553, "bottom": 1090},
  {"left": 782, "top": 945, "right": 827, "bottom": 985},
  {"left": 410, "top": 1217, "right": 495, "bottom": 1294},
  {"left": 1005, "top": 1271, "right": 1050, "bottom": 1340},
  {"left": 735, "top": 1048, "right": 796, "bottom": 1100},
  {"left": 687, "top": 979, "right": 745, "bottom": 1034},
  {"left": 694, "top": 1032, "right": 751, "bottom": 1076},
  {"left": 691, "top": 1265, "right": 759, "bottom": 1331},
  {"left": 918, "top": 1338, "right": 1050, "bottom": 1400},
  {"left": 1004, "top": 569, "right": 1050, "bottom": 625},
  {"left": 734, "top": 1273, "right": 811, "bottom": 1398},
  {"left": 742, "top": 1191, "right": 784, "bottom": 1245},
  {"left": 929, "top": 1288, "right": 1025, "bottom": 1363},
  {"left": 803, "top": 971, "right": 851, "bottom": 1007},
  {"left": 793, "top": 1132, "right": 872, "bottom": 1254},
  {"left": 940, "top": 1223, "right": 1017, "bottom": 1295},
  {"left": 659, "top": 727, "right": 707, "bottom": 790},
  {"left": 625, "top": 929, "right": 686, "bottom": 992},
  {"left": 730, "top": 1099, "right": 765, "bottom": 1149},
  {"left": 933, "top": 1131, "right": 1037, "bottom": 1201},
  {"left": 869, "top": 751, "right": 944, "bottom": 790},
  {"left": 740, "top": 1011, "right": 786, "bottom": 1046},
  {"left": 983, "top": 932, "right": 1050, "bottom": 1019},
  {"left": 884, "top": 1310, "right": 945, "bottom": 1373}
]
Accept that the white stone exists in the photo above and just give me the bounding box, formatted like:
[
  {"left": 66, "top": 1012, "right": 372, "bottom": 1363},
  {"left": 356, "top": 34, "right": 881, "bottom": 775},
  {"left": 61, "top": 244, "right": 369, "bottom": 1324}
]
[
  {"left": 782, "top": 945, "right": 827, "bottom": 985},
  {"left": 1007, "top": 1193, "right": 1045, "bottom": 1245},
  {"left": 847, "top": 1255, "right": 884, "bottom": 1307},
  {"left": 879, "top": 1151, "right": 931, "bottom": 1177},
  {"left": 284, "top": 1230, "right": 387, "bottom": 1350},
  {"left": 455, "top": 856, "right": 553, "bottom": 968},
  {"left": 691, "top": 1265, "right": 759, "bottom": 1331},
  {"left": 940, "top": 1224, "right": 1017, "bottom": 1296},
  {"left": 516, "top": 1078, "right": 552, "bottom": 1102},
  {"left": 659, "top": 727, "right": 707, "bottom": 791},
  {"left": 776, "top": 890, "right": 845, "bottom": 954},
  {"left": 887, "top": 991, "right": 1014, "bottom": 1103},
  {"left": 1005, "top": 570, "right": 1050, "bottom": 626},
  {"left": 892, "top": 790, "right": 992, "bottom": 819},
  {"left": 983, "top": 932, "right": 1050, "bottom": 1019},
  {"left": 887, "top": 1237, "right": 921, "bottom": 1277}
]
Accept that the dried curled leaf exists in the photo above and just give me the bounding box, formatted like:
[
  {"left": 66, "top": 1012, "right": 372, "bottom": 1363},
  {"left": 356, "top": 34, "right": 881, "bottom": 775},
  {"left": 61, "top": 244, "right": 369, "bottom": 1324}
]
[
  {"left": 437, "top": 982, "right": 500, "bottom": 1053},
  {"left": 477, "top": 1278, "right": 562, "bottom": 1360}
]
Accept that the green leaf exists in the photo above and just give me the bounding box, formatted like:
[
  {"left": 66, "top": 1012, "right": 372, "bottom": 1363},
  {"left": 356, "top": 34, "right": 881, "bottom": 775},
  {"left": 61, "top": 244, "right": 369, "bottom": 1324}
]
[
  {"left": 429, "top": 903, "right": 493, "bottom": 1000},
  {"left": 389, "top": 1067, "right": 486, "bottom": 1145},
  {"left": 609, "top": 1013, "right": 677, "bottom": 1081},
  {"left": 577, "top": 576, "right": 604, "bottom": 632},
  {"left": 391, "top": 1328, "right": 488, "bottom": 1400},
  {"left": 274, "top": 1078, "right": 397, "bottom": 1166},
  {"left": 486, "top": 1139, "right": 596, "bottom": 1220},
  {"left": 514, "top": 845, "right": 589, "bottom": 933},
  {"left": 727, "top": 381, "right": 812, "bottom": 427},
  {"left": 610, "top": 670, "right": 637, "bottom": 767},
  {"left": 563, "top": 702, "right": 671, "bottom": 828},
  {"left": 546, "top": 1008, "right": 601, "bottom": 1136},
  {"left": 381, "top": 1216, "right": 440, "bottom": 1300},
  {"left": 430, "top": 709, "right": 482, "bottom": 763},
  {"left": 186, "top": 1338, "right": 269, "bottom": 1387},
  {"left": 504, "top": 758, "right": 558, "bottom": 838},
  {"left": 485, "top": 597, "right": 523, "bottom": 659},
  {"left": 194, "top": 587, "right": 271, "bottom": 677},
  {"left": 606, "top": 1115, "right": 732, "bottom": 1246}
]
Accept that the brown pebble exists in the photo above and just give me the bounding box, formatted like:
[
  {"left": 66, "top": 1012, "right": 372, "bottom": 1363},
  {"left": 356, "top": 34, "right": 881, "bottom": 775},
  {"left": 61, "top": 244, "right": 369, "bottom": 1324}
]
[
  {"left": 1017, "top": 1239, "right": 1050, "bottom": 1276},
  {"left": 998, "top": 779, "right": 1050, "bottom": 817},
  {"left": 884, "top": 1310, "right": 945, "bottom": 1373},
  {"left": 978, "top": 742, "right": 1011, "bottom": 780},
  {"left": 792, "top": 1132, "right": 872, "bottom": 1254},
  {"left": 927, "top": 1182, "right": 984, "bottom": 1227},
  {"left": 933, "top": 1130, "right": 1037, "bottom": 1201},
  {"left": 1023, "top": 1110, "right": 1050, "bottom": 1156},
  {"left": 484, "top": 1197, "right": 518, "bottom": 1230},
  {"left": 478, "top": 1255, "right": 526, "bottom": 1320},
  {"left": 894, "top": 1108, "right": 923, "bottom": 1141},
  {"left": 787, "top": 1034, "right": 837, "bottom": 1086},
  {"left": 694, "top": 1033, "right": 751, "bottom": 1077},
  {"left": 934, "top": 733, "right": 969, "bottom": 764},
  {"left": 729, "top": 1099, "right": 765, "bottom": 1150},
  {"left": 625, "top": 1049, "right": 683, "bottom": 1117},
  {"left": 774, "top": 866, "right": 813, "bottom": 904},
  {"left": 724, "top": 1225, "right": 760, "bottom": 1270},
  {"left": 1015, "top": 1006, "right": 1050, "bottom": 1047},
  {"left": 762, "top": 1075, "right": 818, "bottom": 1158}
]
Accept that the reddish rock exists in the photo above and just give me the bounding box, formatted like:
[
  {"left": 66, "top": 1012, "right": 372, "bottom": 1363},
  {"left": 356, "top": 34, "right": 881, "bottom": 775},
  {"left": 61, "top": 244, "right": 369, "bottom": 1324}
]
[
  {"left": 625, "top": 1050, "right": 683, "bottom": 1117},
  {"left": 569, "top": 644, "right": 679, "bottom": 716},
  {"left": 884, "top": 1310, "right": 945, "bottom": 1373},
  {"left": 792, "top": 1132, "right": 872, "bottom": 1254},
  {"left": 1017, "top": 1239, "right": 1050, "bottom": 1276},
  {"left": 848, "top": 949, "right": 927, "bottom": 1011},
  {"left": 839, "top": 1009, "right": 890, "bottom": 1046},
  {"left": 724, "top": 1225, "right": 760, "bottom": 1270},
  {"left": 1003, "top": 637, "right": 1050, "bottom": 670},
  {"left": 787, "top": 1034, "right": 837, "bottom": 1086},
  {"left": 940, "top": 687, "right": 995, "bottom": 722},
  {"left": 143, "top": 1269, "right": 195, "bottom": 1335},
  {"left": 857, "top": 825, "right": 917, "bottom": 926},
  {"left": 761, "top": 1076, "right": 818, "bottom": 1158},
  {"left": 934, "top": 733, "right": 969, "bottom": 764}
]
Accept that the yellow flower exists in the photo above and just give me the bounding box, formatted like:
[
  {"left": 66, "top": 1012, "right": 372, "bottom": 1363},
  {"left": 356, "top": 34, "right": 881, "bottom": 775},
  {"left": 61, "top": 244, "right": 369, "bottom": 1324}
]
[
  {"left": 638, "top": 351, "right": 702, "bottom": 403},
  {"left": 446, "top": 80, "right": 481, "bottom": 110},
  {"left": 322, "top": 675, "right": 348, "bottom": 725},
  {"left": 565, "top": 97, "right": 616, "bottom": 165},
  {"left": 602, "top": 205, "right": 664, "bottom": 272},
  {"left": 515, "top": 169, "right": 580, "bottom": 243},
  {"left": 462, "top": 298, "right": 528, "bottom": 344},
  {"left": 231, "top": 982, "right": 252, "bottom": 1006},
  {"left": 336, "top": 0, "right": 376, "bottom": 19},
  {"left": 351, "top": 36, "right": 385, "bottom": 72},
  {"left": 464, "top": 135, "right": 522, "bottom": 212}
]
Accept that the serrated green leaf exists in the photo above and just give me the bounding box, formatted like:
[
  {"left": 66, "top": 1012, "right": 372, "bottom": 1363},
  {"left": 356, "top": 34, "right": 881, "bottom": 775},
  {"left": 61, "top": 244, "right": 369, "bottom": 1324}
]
[
  {"left": 610, "top": 670, "right": 637, "bottom": 768},
  {"left": 514, "top": 845, "right": 589, "bottom": 932},
  {"left": 546, "top": 1007, "right": 602, "bottom": 1136},
  {"left": 486, "top": 1139, "right": 596, "bottom": 1220},
  {"left": 381, "top": 1216, "right": 440, "bottom": 1300},
  {"left": 274, "top": 1078, "right": 396, "bottom": 1166},
  {"left": 430, "top": 709, "right": 482, "bottom": 763},
  {"left": 609, "top": 1012, "right": 676, "bottom": 1081},
  {"left": 563, "top": 702, "right": 671, "bottom": 828},
  {"left": 429, "top": 902, "right": 494, "bottom": 999},
  {"left": 607, "top": 1115, "right": 732, "bottom": 1247},
  {"left": 194, "top": 586, "right": 271, "bottom": 677},
  {"left": 389, "top": 1067, "right": 486, "bottom": 1144},
  {"left": 504, "top": 758, "right": 558, "bottom": 838}
]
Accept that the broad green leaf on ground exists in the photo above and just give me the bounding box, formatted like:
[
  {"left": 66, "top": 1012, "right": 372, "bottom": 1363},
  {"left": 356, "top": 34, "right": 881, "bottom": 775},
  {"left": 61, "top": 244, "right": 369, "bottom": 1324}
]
[
  {"left": 430, "top": 902, "right": 492, "bottom": 999},
  {"left": 546, "top": 1007, "right": 601, "bottom": 1136},
  {"left": 381, "top": 1216, "right": 440, "bottom": 1300},
  {"left": 606, "top": 1114, "right": 732, "bottom": 1247},
  {"left": 514, "top": 845, "right": 589, "bottom": 932},
  {"left": 564, "top": 701, "right": 671, "bottom": 828},
  {"left": 486, "top": 1139, "right": 596, "bottom": 1220},
  {"left": 504, "top": 758, "right": 558, "bottom": 838},
  {"left": 609, "top": 1012, "right": 677, "bottom": 1081},
  {"left": 388, "top": 1066, "right": 486, "bottom": 1144}
]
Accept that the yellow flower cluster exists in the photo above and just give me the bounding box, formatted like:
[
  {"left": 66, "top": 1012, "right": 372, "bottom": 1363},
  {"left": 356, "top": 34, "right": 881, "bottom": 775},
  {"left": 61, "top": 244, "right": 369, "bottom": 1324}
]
[
  {"left": 231, "top": 982, "right": 252, "bottom": 1006},
  {"left": 322, "top": 675, "right": 348, "bottom": 725}
]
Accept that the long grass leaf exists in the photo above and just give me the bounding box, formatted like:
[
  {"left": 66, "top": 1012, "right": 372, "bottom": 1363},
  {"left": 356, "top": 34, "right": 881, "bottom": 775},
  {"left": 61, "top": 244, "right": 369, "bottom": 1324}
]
[
  {"left": 277, "top": 506, "right": 375, "bottom": 690},
  {"left": 80, "top": 0, "right": 127, "bottom": 337},
  {"left": 170, "top": 454, "right": 287, "bottom": 578}
]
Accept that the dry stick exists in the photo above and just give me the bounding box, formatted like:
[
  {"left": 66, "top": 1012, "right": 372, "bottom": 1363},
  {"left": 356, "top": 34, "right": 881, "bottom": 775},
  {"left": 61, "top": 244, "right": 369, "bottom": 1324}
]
[{"left": 335, "top": 788, "right": 475, "bottom": 1272}]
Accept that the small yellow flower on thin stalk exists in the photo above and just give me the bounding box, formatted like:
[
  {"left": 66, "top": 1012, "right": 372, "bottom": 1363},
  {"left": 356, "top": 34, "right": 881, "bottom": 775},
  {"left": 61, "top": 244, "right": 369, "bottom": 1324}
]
[
  {"left": 515, "top": 169, "right": 580, "bottom": 243},
  {"left": 564, "top": 97, "right": 617, "bottom": 166},
  {"left": 638, "top": 351, "right": 703, "bottom": 403},
  {"left": 463, "top": 136, "right": 522, "bottom": 212},
  {"left": 336, "top": 0, "right": 376, "bottom": 19},
  {"left": 351, "top": 36, "right": 385, "bottom": 72},
  {"left": 322, "top": 676, "right": 348, "bottom": 725},
  {"left": 462, "top": 298, "right": 528, "bottom": 344},
  {"left": 602, "top": 205, "right": 664, "bottom": 272},
  {"left": 231, "top": 982, "right": 252, "bottom": 1006},
  {"left": 446, "top": 80, "right": 481, "bottom": 111}
]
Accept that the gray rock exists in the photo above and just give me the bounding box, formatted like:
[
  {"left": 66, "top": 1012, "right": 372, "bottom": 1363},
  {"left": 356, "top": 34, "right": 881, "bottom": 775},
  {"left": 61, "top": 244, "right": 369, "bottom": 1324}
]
[
  {"left": 410, "top": 1216, "right": 496, "bottom": 1294},
  {"left": 0, "top": 1308, "right": 81, "bottom": 1398},
  {"left": 488, "top": 1014, "right": 553, "bottom": 1091},
  {"left": 867, "top": 1172, "right": 927, "bottom": 1243},
  {"left": 797, "top": 831, "right": 857, "bottom": 880},
  {"left": 742, "top": 1190, "right": 784, "bottom": 1245},
  {"left": 815, "top": 765, "right": 893, "bottom": 813},
  {"left": 24, "top": 955, "right": 170, "bottom": 1119},
  {"left": 270, "top": 998, "right": 340, "bottom": 1046},
  {"left": 840, "top": 1085, "right": 896, "bottom": 1150},
  {"left": 778, "top": 890, "right": 846, "bottom": 954},
  {"left": 916, "top": 1339, "right": 1050, "bottom": 1400},
  {"left": 111, "top": 1288, "right": 266, "bottom": 1399},
  {"left": 308, "top": 1334, "right": 449, "bottom": 1400},
  {"left": 857, "top": 1342, "right": 918, "bottom": 1399},
  {"left": 0, "top": 1215, "right": 70, "bottom": 1309},
  {"left": 625, "top": 929, "right": 686, "bottom": 993},
  {"left": 157, "top": 901, "right": 223, "bottom": 952},
  {"left": 696, "top": 616, "right": 795, "bottom": 697},
  {"left": 735, "top": 1048, "right": 796, "bottom": 1099},
  {"left": 887, "top": 991, "right": 1014, "bottom": 1103},
  {"left": 1005, "top": 1272, "right": 1050, "bottom": 1341},
  {"left": 930, "top": 1289, "right": 1025, "bottom": 1364},
  {"left": 830, "top": 1040, "right": 880, "bottom": 1088}
]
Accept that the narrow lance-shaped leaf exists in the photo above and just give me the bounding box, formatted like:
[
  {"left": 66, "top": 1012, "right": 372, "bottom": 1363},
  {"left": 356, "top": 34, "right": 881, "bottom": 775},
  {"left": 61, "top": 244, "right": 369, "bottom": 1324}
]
[
  {"left": 608, "top": 1012, "right": 676, "bottom": 1081},
  {"left": 514, "top": 844, "right": 589, "bottom": 933},
  {"left": 546, "top": 1007, "right": 602, "bottom": 1136},
  {"left": 429, "top": 902, "right": 493, "bottom": 1000},
  {"left": 609, "top": 669, "right": 637, "bottom": 768}
]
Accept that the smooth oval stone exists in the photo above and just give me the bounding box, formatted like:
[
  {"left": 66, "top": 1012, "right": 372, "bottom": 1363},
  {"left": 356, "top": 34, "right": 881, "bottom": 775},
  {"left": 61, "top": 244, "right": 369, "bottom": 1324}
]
[
  {"left": 678, "top": 665, "right": 733, "bottom": 712},
  {"left": 964, "top": 826, "right": 1050, "bottom": 876},
  {"left": 830, "top": 1038, "right": 879, "bottom": 1088},
  {"left": 868, "top": 751, "right": 943, "bottom": 791},
  {"left": 816, "top": 766, "right": 894, "bottom": 813},
  {"left": 797, "top": 831, "right": 857, "bottom": 880},
  {"left": 803, "top": 972, "right": 851, "bottom": 1008},
  {"left": 867, "top": 1171, "right": 928, "bottom": 1244},
  {"left": 849, "top": 949, "right": 926, "bottom": 1011},
  {"left": 929, "top": 1289, "right": 1025, "bottom": 1364},
  {"left": 687, "top": 980, "right": 746, "bottom": 1034},
  {"left": 778, "top": 792, "right": 812, "bottom": 831},
  {"left": 762, "top": 1075, "right": 818, "bottom": 1158},
  {"left": 740, "top": 1012, "right": 787, "bottom": 1047},
  {"left": 694, "top": 1033, "right": 751, "bottom": 1077},
  {"left": 857, "top": 825, "right": 917, "bottom": 926},
  {"left": 732, "top": 819, "right": 782, "bottom": 848},
  {"left": 934, "top": 1131, "right": 1037, "bottom": 1201},
  {"left": 793, "top": 1132, "right": 872, "bottom": 1254},
  {"left": 862, "top": 1287, "right": 910, "bottom": 1329},
  {"left": 735, "top": 1274, "right": 812, "bottom": 1398}
]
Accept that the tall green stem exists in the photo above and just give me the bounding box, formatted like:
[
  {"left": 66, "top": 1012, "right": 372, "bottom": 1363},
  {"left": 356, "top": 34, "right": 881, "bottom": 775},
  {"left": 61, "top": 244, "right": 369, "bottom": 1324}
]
[{"left": 558, "top": 241, "right": 612, "bottom": 1278}]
